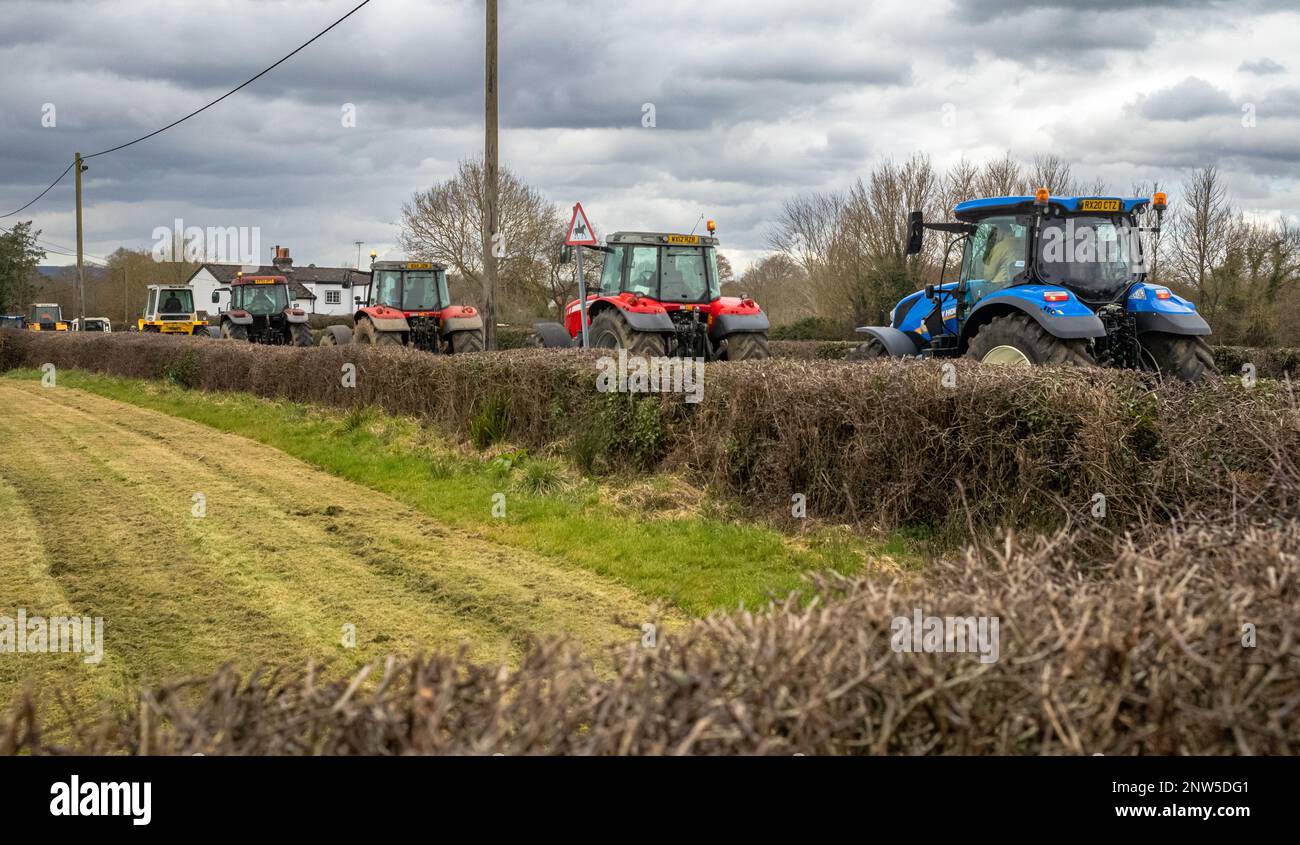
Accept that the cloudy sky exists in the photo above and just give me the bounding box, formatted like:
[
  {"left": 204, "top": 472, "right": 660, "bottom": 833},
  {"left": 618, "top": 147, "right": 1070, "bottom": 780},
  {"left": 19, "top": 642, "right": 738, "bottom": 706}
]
[{"left": 1, "top": 0, "right": 1297, "bottom": 272}]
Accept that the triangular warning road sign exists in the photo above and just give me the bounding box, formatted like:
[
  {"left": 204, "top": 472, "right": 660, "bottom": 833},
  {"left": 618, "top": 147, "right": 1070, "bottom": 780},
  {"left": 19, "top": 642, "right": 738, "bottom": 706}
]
[{"left": 565, "top": 203, "right": 598, "bottom": 246}]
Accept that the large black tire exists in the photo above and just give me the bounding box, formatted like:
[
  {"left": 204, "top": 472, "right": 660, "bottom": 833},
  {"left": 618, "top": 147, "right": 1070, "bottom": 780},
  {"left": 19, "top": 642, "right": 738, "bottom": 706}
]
[
  {"left": 320, "top": 325, "right": 353, "bottom": 347},
  {"left": 191, "top": 326, "right": 210, "bottom": 338},
  {"left": 354, "top": 317, "right": 402, "bottom": 347},
  {"left": 1139, "top": 332, "right": 1217, "bottom": 383},
  {"left": 721, "top": 332, "right": 771, "bottom": 361},
  {"left": 965, "top": 313, "right": 1093, "bottom": 367},
  {"left": 847, "top": 337, "right": 889, "bottom": 360},
  {"left": 450, "top": 329, "right": 485, "bottom": 354},
  {"left": 589, "top": 310, "right": 667, "bottom": 357},
  {"left": 220, "top": 321, "right": 248, "bottom": 342},
  {"left": 291, "top": 322, "right": 313, "bottom": 348}
]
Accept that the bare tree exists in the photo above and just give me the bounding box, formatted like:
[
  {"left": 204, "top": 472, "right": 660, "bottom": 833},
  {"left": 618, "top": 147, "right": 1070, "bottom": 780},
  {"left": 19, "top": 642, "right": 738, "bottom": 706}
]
[
  {"left": 400, "top": 158, "right": 561, "bottom": 312},
  {"left": 1167, "top": 167, "right": 1235, "bottom": 318},
  {"left": 1028, "top": 154, "right": 1073, "bottom": 195}
]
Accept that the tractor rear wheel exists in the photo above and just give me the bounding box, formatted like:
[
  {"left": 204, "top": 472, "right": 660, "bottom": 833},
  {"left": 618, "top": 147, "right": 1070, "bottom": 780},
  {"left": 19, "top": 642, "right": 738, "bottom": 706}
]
[
  {"left": 847, "top": 337, "right": 889, "bottom": 360},
  {"left": 220, "top": 322, "right": 248, "bottom": 342},
  {"left": 722, "top": 332, "right": 771, "bottom": 361},
  {"left": 450, "top": 330, "right": 485, "bottom": 354},
  {"left": 590, "top": 310, "right": 667, "bottom": 357},
  {"left": 354, "top": 317, "right": 401, "bottom": 347},
  {"left": 1139, "top": 332, "right": 1217, "bottom": 383},
  {"left": 966, "top": 313, "right": 1093, "bottom": 368},
  {"left": 291, "top": 323, "right": 313, "bottom": 348}
]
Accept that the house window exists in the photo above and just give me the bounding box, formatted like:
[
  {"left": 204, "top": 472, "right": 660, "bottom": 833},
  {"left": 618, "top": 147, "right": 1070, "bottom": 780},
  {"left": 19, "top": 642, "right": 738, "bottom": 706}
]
[{"left": 325, "top": 290, "right": 341, "bottom": 305}]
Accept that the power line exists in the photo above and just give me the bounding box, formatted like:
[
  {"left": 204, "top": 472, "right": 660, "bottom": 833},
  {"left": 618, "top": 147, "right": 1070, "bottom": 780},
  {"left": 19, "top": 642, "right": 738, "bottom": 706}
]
[
  {"left": 0, "top": 0, "right": 373, "bottom": 216},
  {"left": 85, "top": 0, "right": 372, "bottom": 160},
  {"left": 0, "top": 162, "right": 74, "bottom": 219}
]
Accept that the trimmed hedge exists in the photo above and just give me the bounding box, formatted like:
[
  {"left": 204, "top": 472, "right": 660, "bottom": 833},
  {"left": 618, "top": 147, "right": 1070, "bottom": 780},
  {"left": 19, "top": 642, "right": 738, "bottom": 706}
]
[
  {"left": 5, "top": 521, "right": 1296, "bottom": 755},
  {"left": 3, "top": 331, "right": 1298, "bottom": 534}
]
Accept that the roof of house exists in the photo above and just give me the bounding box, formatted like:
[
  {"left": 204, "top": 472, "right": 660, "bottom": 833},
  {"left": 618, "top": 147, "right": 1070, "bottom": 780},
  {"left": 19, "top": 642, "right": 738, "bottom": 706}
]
[{"left": 187, "top": 264, "right": 373, "bottom": 301}]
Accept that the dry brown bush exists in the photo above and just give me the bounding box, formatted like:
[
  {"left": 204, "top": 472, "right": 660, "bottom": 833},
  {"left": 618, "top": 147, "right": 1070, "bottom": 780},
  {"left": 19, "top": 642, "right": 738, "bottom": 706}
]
[
  {"left": 4, "top": 522, "right": 1295, "bottom": 756},
  {"left": 3, "top": 332, "right": 1298, "bottom": 536}
]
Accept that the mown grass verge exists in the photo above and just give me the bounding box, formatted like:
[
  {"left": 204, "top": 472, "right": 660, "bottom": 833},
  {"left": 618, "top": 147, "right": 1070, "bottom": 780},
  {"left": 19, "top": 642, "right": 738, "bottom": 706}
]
[{"left": 3, "top": 369, "right": 913, "bottom": 616}]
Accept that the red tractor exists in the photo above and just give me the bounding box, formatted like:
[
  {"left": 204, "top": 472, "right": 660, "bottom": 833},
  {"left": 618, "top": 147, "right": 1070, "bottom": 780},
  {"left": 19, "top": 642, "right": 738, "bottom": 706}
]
[
  {"left": 531, "top": 228, "right": 770, "bottom": 359},
  {"left": 321, "top": 260, "right": 484, "bottom": 354},
  {"left": 211, "top": 274, "right": 313, "bottom": 346}
]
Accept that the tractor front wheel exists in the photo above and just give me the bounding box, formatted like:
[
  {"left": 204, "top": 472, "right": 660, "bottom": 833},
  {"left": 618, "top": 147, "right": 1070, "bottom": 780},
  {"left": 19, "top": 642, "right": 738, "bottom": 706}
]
[
  {"left": 319, "top": 325, "right": 353, "bottom": 347},
  {"left": 966, "top": 313, "right": 1093, "bottom": 368},
  {"left": 220, "top": 322, "right": 248, "bottom": 342},
  {"left": 291, "top": 323, "right": 313, "bottom": 348},
  {"left": 589, "top": 310, "right": 667, "bottom": 357},
  {"left": 847, "top": 337, "right": 889, "bottom": 360},
  {"left": 721, "top": 332, "right": 771, "bottom": 361},
  {"left": 450, "top": 330, "right": 485, "bottom": 354},
  {"left": 354, "top": 317, "right": 402, "bottom": 347},
  {"left": 1139, "top": 332, "right": 1217, "bottom": 383}
]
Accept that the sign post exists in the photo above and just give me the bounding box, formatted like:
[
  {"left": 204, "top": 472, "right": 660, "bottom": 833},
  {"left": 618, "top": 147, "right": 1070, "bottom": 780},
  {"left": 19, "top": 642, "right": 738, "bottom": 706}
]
[{"left": 564, "top": 203, "right": 598, "bottom": 348}]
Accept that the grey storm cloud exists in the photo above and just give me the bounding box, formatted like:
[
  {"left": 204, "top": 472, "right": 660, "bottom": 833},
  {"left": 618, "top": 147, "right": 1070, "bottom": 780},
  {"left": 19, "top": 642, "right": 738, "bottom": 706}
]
[
  {"left": 1240, "top": 57, "right": 1287, "bottom": 75},
  {"left": 1137, "top": 77, "right": 1238, "bottom": 121},
  {"left": 1, "top": 0, "right": 1298, "bottom": 267}
]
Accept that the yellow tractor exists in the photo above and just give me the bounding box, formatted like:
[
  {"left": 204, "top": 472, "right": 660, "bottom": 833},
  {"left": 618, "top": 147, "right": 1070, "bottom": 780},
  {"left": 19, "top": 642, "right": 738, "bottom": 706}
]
[
  {"left": 138, "top": 285, "right": 208, "bottom": 336},
  {"left": 25, "top": 303, "right": 69, "bottom": 332}
]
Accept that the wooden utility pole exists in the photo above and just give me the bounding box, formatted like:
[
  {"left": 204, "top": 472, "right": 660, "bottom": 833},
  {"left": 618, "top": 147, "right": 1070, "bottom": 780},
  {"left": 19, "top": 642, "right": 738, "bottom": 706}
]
[
  {"left": 74, "top": 152, "right": 86, "bottom": 324},
  {"left": 482, "top": 0, "right": 499, "bottom": 350},
  {"left": 122, "top": 266, "right": 128, "bottom": 328}
]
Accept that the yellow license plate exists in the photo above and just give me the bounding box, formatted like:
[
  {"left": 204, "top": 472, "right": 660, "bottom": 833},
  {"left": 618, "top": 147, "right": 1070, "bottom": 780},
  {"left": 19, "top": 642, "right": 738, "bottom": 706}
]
[
  {"left": 406, "top": 263, "right": 433, "bottom": 270},
  {"left": 1080, "top": 199, "right": 1122, "bottom": 212},
  {"left": 667, "top": 235, "right": 700, "bottom": 245}
]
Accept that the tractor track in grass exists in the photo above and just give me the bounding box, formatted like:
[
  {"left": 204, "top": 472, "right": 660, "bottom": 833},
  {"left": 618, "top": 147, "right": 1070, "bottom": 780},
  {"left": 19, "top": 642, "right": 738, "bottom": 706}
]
[{"left": 0, "top": 380, "right": 672, "bottom": 706}]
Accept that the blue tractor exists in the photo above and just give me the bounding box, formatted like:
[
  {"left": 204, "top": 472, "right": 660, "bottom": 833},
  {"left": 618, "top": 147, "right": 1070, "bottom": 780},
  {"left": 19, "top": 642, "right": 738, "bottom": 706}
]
[{"left": 851, "top": 190, "right": 1216, "bottom": 382}]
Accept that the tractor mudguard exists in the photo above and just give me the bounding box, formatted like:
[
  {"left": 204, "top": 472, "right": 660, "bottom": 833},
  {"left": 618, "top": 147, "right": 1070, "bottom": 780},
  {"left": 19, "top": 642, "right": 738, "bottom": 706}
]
[
  {"left": 709, "top": 312, "right": 770, "bottom": 340},
  {"left": 855, "top": 326, "right": 926, "bottom": 357},
  {"left": 224, "top": 311, "right": 254, "bottom": 326},
  {"left": 965, "top": 289, "right": 1106, "bottom": 341},
  {"left": 617, "top": 307, "right": 675, "bottom": 333},
  {"left": 442, "top": 315, "right": 484, "bottom": 334},
  {"left": 323, "top": 324, "right": 353, "bottom": 345},
  {"left": 1126, "top": 285, "right": 1212, "bottom": 336},
  {"left": 284, "top": 310, "right": 310, "bottom": 325},
  {"left": 532, "top": 321, "right": 576, "bottom": 348},
  {"left": 359, "top": 306, "right": 410, "bottom": 333}
]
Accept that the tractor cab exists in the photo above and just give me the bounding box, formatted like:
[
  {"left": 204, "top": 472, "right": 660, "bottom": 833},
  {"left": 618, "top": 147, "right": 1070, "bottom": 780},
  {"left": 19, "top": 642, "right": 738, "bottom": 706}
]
[
  {"left": 73, "top": 317, "right": 112, "bottom": 332},
  {"left": 319, "top": 260, "right": 484, "bottom": 354},
  {"left": 852, "top": 190, "right": 1215, "bottom": 381},
  {"left": 140, "top": 285, "right": 207, "bottom": 336},
  {"left": 212, "top": 274, "right": 312, "bottom": 346},
  {"left": 25, "top": 303, "right": 68, "bottom": 332},
  {"left": 532, "top": 224, "right": 771, "bottom": 360}
]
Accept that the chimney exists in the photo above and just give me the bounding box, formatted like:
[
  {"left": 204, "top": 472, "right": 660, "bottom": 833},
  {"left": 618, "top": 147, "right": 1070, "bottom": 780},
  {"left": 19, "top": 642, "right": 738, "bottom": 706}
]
[{"left": 272, "top": 246, "right": 293, "bottom": 273}]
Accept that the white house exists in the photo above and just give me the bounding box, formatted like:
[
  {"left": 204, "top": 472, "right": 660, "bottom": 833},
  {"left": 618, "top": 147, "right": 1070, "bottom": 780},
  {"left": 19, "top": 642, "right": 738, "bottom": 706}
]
[{"left": 186, "top": 246, "right": 371, "bottom": 318}]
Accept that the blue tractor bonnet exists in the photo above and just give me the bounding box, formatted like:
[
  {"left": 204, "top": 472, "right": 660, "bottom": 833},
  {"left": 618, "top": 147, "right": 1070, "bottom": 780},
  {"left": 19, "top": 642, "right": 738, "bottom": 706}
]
[{"left": 952, "top": 196, "right": 1151, "bottom": 221}]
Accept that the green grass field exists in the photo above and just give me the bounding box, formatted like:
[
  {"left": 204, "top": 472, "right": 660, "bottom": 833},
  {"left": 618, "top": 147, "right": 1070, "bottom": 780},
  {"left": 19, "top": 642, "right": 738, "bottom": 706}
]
[{"left": 3, "top": 370, "right": 921, "bottom": 616}]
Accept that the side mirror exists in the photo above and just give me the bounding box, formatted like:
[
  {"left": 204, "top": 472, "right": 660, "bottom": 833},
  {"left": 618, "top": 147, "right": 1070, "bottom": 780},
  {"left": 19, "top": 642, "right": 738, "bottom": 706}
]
[
  {"left": 559, "top": 244, "right": 573, "bottom": 265},
  {"left": 906, "top": 211, "right": 924, "bottom": 256},
  {"left": 354, "top": 296, "right": 363, "bottom": 305},
  {"left": 924, "top": 284, "right": 936, "bottom": 301},
  {"left": 211, "top": 291, "right": 220, "bottom": 304}
]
